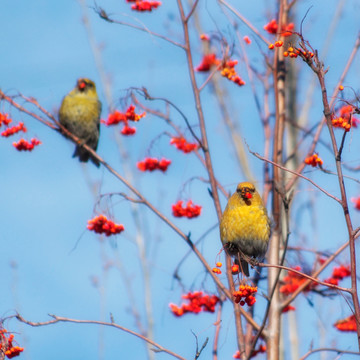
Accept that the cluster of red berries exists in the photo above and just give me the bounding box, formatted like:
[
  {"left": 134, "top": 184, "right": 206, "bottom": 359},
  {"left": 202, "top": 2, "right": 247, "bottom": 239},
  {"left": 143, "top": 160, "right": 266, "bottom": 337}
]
[
  {"left": 169, "top": 291, "right": 220, "bottom": 317},
  {"left": 0, "top": 113, "right": 12, "bottom": 127},
  {"left": 1, "top": 122, "right": 26, "bottom": 137},
  {"left": 233, "top": 284, "right": 257, "bottom": 306},
  {"left": 87, "top": 215, "right": 124, "bottom": 236},
  {"left": 170, "top": 137, "right": 198, "bottom": 153},
  {"left": 195, "top": 55, "right": 245, "bottom": 86},
  {"left": 137, "top": 157, "right": 171, "bottom": 172},
  {"left": 1, "top": 112, "right": 41, "bottom": 152},
  {"left": 121, "top": 125, "right": 136, "bottom": 135},
  {"left": 195, "top": 53, "right": 218, "bottom": 72},
  {"left": 13, "top": 138, "right": 41, "bottom": 151},
  {"left": 332, "top": 105, "right": 358, "bottom": 132},
  {"left": 103, "top": 105, "right": 146, "bottom": 136},
  {"left": 126, "top": 0, "right": 161, "bottom": 12},
  {"left": 334, "top": 315, "right": 357, "bottom": 332},
  {"left": 324, "top": 265, "right": 351, "bottom": 286},
  {"left": 304, "top": 153, "right": 323, "bottom": 168},
  {"left": 264, "top": 19, "right": 294, "bottom": 36},
  {"left": 280, "top": 266, "right": 316, "bottom": 295},
  {"left": 0, "top": 330, "right": 24, "bottom": 359},
  {"left": 172, "top": 200, "right": 202, "bottom": 218},
  {"left": 0, "top": 113, "right": 12, "bottom": 129}
]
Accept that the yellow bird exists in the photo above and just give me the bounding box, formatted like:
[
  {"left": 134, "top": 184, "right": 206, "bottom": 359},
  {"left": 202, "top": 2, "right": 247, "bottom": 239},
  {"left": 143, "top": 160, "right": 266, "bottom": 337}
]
[
  {"left": 220, "top": 182, "right": 270, "bottom": 276},
  {"left": 59, "top": 78, "right": 102, "bottom": 167}
]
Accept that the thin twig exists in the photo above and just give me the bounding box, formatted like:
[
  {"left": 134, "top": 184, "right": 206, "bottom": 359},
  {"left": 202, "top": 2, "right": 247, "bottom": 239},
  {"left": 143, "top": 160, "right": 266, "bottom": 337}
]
[
  {"left": 16, "top": 314, "right": 185, "bottom": 360},
  {"left": 249, "top": 149, "right": 341, "bottom": 204}
]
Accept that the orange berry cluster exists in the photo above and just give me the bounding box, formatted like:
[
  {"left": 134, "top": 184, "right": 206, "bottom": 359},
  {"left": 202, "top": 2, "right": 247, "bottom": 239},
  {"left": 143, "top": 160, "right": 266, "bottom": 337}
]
[
  {"left": 0, "top": 112, "right": 12, "bottom": 127},
  {"left": 170, "top": 137, "right": 198, "bottom": 153},
  {"left": 137, "top": 157, "right": 171, "bottom": 172},
  {"left": 87, "top": 215, "right": 124, "bottom": 236},
  {"left": 334, "top": 314, "right": 357, "bottom": 332},
  {"left": 283, "top": 46, "right": 314, "bottom": 59},
  {"left": 268, "top": 40, "right": 283, "bottom": 49},
  {"left": 0, "top": 330, "right": 24, "bottom": 359},
  {"left": 12, "top": 138, "right": 41, "bottom": 151},
  {"left": 103, "top": 105, "right": 146, "bottom": 136},
  {"left": 263, "top": 19, "right": 294, "bottom": 37},
  {"left": 212, "top": 261, "right": 222, "bottom": 274},
  {"left": 212, "top": 262, "right": 239, "bottom": 275},
  {"left": 280, "top": 266, "right": 317, "bottom": 295},
  {"left": 1, "top": 122, "right": 26, "bottom": 137},
  {"left": 172, "top": 200, "right": 202, "bottom": 218},
  {"left": 351, "top": 196, "right": 360, "bottom": 210},
  {"left": 220, "top": 59, "right": 246, "bottom": 86},
  {"left": 169, "top": 291, "right": 220, "bottom": 317},
  {"left": 195, "top": 55, "right": 245, "bottom": 86},
  {"left": 332, "top": 117, "right": 351, "bottom": 131},
  {"left": 304, "top": 153, "right": 323, "bottom": 167},
  {"left": 324, "top": 264, "right": 351, "bottom": 286},
  {"left": 332, "top": 105, "right": 358, "bottom": 131},
  {"left": 233, "top": 284, "right": 257, "bottom": 306},
  {"left": 126, "top": 0, "right": 161, "bottom": 12}
]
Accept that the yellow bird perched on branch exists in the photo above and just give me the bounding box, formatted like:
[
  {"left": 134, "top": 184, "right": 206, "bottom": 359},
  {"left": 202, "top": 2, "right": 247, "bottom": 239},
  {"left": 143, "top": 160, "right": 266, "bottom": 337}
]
[
  {"left": 59, "top": 78, "right": 102, "bottom": 167},
  {"left": 220, "top": 182, "right": 270, "bottom": 276}
]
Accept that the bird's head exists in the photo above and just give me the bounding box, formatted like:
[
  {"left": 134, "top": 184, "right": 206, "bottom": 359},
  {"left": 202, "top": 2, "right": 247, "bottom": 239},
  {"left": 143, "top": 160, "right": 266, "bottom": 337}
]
[
  {"left": 76, "top": 78, "right": 97, "bottom": 94},
  {"left": 233, "top": 182, "right": 264, "bottom": 206},
  {"left": 236, "top": 182, "right": 255, "bottom": 199}
]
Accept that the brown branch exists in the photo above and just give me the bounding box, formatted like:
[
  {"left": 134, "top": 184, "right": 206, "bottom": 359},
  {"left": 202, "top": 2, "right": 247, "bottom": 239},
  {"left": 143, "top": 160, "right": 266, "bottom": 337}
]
[
  {"left": 285, "top": 32, "right": 360, "bottom": 192},
  {"left": 15, "top": 314, "right": 186, "bottom": 360},
  {"left": 300, "top": 32, "right": 360, "bottom": 349},
  {"left": 177, "top": 0, "right": 248, "bottom": 352},
  {"left": 0, "top": 92, "right": 57, "bottom": 130}
]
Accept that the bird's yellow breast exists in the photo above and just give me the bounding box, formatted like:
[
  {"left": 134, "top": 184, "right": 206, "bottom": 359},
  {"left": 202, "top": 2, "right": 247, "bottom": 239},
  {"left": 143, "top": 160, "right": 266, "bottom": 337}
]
[{"left": 220, "top": 188, "right": 270, "bottom": 243}]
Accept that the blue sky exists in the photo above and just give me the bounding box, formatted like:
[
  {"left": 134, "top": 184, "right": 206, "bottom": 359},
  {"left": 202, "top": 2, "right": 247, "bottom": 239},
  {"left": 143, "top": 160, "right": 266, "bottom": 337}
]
[{"left": 2, "top": 0, "right": 360, "bottom": 359}]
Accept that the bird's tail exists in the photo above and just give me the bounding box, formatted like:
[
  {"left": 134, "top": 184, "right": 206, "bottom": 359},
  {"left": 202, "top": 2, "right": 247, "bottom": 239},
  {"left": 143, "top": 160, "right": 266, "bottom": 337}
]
[
  {"left": 73, "top": 146, "right": 100, "bottom": 167},
  {"left": 235, "top": 258, "right": 250, "bottom": 277}
]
